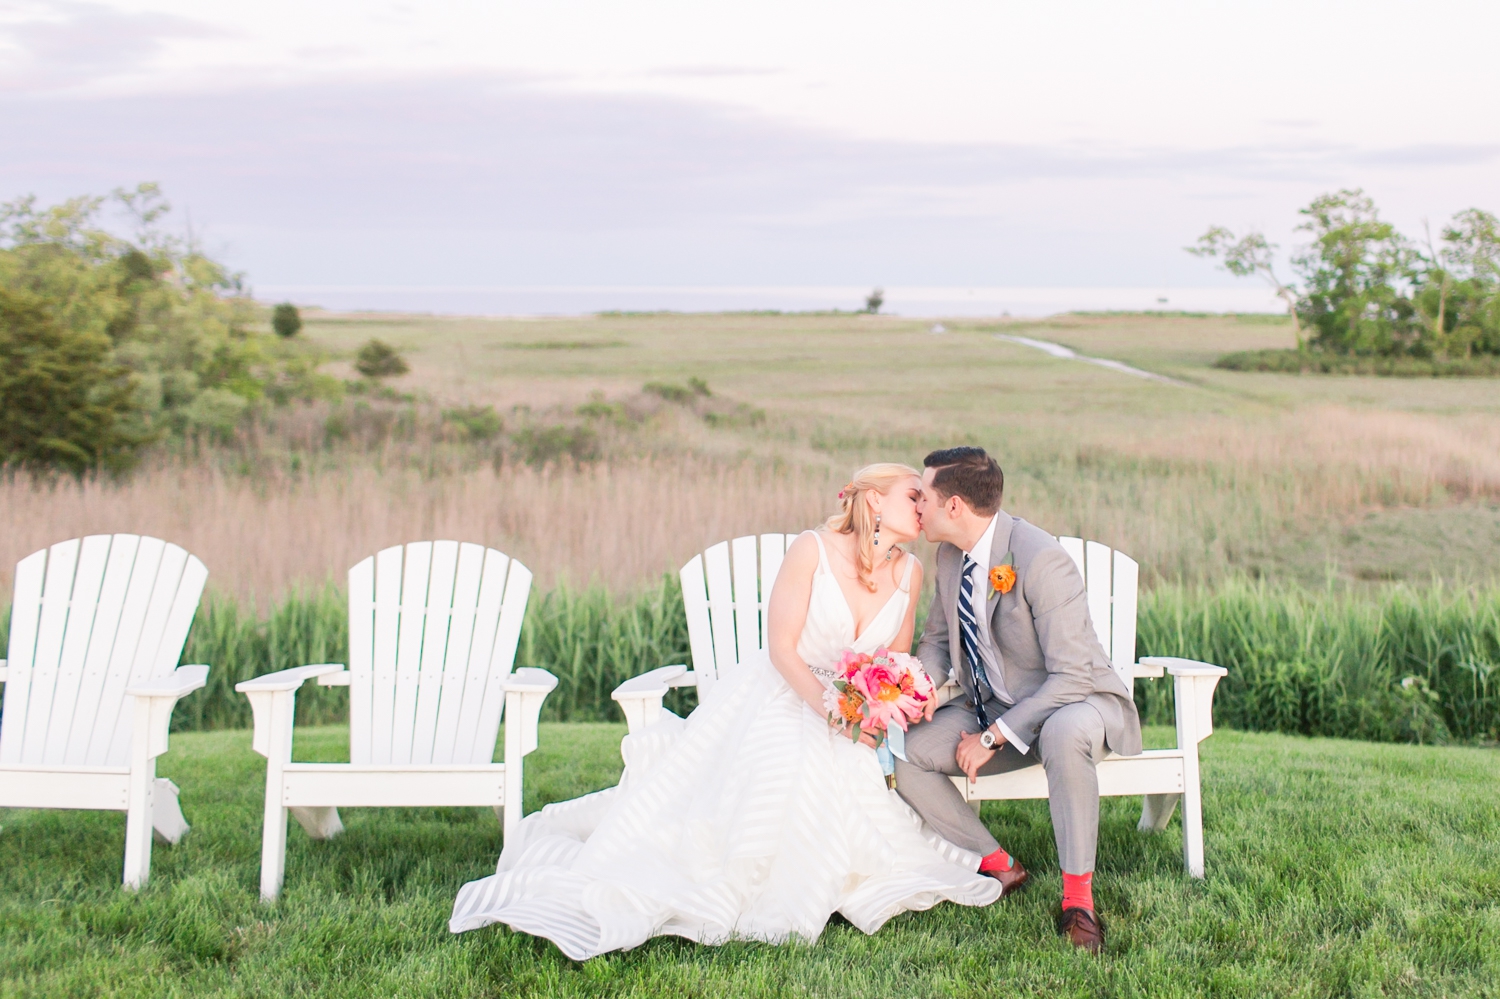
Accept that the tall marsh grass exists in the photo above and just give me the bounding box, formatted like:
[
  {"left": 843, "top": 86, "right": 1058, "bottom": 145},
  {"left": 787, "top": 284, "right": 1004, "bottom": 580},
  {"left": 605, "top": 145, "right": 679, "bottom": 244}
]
[
  {"left": 1137, "top": 579, "right": 1500, "bottom": 744},
  {"left": 5, "top": 578, "right": 1495, "bottom": 744}
]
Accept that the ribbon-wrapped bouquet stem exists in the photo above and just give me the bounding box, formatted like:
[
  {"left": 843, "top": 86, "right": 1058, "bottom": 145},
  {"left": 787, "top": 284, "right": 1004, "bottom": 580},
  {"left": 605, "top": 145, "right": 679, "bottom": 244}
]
[{"left": 824, "top": 648, "right": 937, "bottom": 787}]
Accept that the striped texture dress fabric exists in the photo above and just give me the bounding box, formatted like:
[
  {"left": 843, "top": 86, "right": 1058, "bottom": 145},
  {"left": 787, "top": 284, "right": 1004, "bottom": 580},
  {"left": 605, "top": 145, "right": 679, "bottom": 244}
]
[{"left": 450, "top": 536, "right": 999, "bottom": 957}]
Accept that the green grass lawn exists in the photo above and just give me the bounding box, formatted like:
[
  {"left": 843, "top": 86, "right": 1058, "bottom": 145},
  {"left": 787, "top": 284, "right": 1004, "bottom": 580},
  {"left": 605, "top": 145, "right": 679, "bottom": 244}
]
[{"left": 2, "top": 724, "right": 1498, "bottom": 997}]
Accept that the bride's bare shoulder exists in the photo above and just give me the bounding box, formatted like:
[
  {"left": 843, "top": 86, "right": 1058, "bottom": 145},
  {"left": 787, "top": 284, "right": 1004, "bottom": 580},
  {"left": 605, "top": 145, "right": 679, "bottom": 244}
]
[{"left": 781, "top": 530, "right": 823, "bottom": 568}]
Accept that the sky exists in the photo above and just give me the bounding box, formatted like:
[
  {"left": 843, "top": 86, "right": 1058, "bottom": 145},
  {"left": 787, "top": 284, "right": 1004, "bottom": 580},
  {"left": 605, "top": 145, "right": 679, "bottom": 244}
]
[{"left": 2, "top": 0, "right": 1498, "bottom": 312}]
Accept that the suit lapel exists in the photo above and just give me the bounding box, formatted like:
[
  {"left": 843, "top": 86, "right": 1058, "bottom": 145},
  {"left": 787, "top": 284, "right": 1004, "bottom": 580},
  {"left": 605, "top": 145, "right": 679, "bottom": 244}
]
[
  {"left": 985, "top": 511, "right": 1015, "bottom": 668},
  {"left": 940, "top": 542, "right": 971, "bottom": 697}
]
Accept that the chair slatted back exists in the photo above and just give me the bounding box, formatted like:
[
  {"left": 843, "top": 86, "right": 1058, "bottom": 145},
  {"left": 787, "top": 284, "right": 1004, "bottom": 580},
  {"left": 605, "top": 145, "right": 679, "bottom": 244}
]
[
  {"left": 680, "top": 534, "right": 791, "bottom": 699},
  {"left": 1057, "top": 536, "right": 1138, "bottom": 689},
  {"left": 0, "top": 535, "right": 207, "bottom": 768},
  {"left": 347, "top": 541, "right": 531, "bottom": 766}
]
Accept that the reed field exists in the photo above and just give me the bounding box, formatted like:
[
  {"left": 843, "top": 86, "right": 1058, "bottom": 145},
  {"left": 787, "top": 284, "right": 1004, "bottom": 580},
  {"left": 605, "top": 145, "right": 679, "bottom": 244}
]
[
  {"left": 2, "top": 311, "right": 1498, "bottom": 600},
  {"left": 3, "top": 309, "right": 1499, "bottom": 744}
]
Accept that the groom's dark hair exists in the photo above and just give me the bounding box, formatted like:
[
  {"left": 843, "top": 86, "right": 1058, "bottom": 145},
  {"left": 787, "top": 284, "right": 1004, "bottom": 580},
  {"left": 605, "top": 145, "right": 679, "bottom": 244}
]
[{"left": 923, "top": 447, "right": 1003, "bottom": 516}]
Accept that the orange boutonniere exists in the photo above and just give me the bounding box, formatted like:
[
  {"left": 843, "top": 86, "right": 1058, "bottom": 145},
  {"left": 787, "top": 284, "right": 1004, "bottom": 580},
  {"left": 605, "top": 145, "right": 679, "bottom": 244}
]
[{"left": 989, "top": 555, "right": 1016, "bottom": 595}]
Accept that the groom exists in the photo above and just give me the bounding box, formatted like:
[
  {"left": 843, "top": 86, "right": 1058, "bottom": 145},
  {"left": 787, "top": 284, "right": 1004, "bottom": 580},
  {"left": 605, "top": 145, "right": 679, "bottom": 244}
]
[{"left": 896, "top": 447, "right": 1142, "bottom": 953}]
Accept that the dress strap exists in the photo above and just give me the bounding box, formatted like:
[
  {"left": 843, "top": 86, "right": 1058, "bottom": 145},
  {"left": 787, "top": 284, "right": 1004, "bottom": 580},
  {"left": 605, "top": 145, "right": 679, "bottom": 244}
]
[
  {"left": 897, "top": 549, "right": 917, "bottom": 592},
  {"left": 807, "top": 530, "right": 833, "bottom": 575}
]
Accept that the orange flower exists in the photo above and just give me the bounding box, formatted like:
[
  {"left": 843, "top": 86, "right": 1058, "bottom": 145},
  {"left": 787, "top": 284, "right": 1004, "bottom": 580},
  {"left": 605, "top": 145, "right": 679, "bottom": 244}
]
[
  {"left": 989, "top": 564, "right": 1016, "bottom": 594},
  {"left": 839, "top": 692, "right": 865, "bottom": 723}
]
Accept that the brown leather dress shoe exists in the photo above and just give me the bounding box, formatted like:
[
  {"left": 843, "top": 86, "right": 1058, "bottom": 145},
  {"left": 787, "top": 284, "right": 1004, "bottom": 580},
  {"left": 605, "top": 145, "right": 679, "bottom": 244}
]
[
  {"left": 980, "top": 858, "right": 1029, "bottom": 895},
  {"left": 1057, "top": 906, "right": 1105, "bottom": 953}
]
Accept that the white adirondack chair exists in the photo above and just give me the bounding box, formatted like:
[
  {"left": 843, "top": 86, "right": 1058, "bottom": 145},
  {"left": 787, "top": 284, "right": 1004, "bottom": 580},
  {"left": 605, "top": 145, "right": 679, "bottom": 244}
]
[
  {"left": 611, "top": 534, "right": 792, "bottom": 731},
  {"left": 611, "top": 533, "right": 1227, "bottom": 878},
  {"left": 952, "top": 539, "right": 1227, "bottom": 879},
  {"left": 0, "top": 535, "right": 210, "bottom": 888},
  {"left": 236, "top": 541, "right": 557, "bottom": 901}
]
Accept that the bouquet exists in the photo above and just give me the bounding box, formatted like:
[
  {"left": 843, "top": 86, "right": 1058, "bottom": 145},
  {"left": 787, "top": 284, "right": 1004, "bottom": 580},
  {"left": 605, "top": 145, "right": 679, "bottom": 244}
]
[{"left": 823, "top": 647, "right": 937, "bottom": 786}]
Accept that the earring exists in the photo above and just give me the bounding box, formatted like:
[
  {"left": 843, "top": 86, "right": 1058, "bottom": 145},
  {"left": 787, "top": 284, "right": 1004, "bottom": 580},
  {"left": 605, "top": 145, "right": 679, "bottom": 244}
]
[{"left": 873, "top": 513, "right": 881, "bottom": 549}]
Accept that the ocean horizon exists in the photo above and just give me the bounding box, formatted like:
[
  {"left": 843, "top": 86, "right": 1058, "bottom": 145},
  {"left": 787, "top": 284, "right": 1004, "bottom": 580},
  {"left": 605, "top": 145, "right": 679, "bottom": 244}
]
[{"left": 252, "top": 285, "right": 1286, "bottom": 319}]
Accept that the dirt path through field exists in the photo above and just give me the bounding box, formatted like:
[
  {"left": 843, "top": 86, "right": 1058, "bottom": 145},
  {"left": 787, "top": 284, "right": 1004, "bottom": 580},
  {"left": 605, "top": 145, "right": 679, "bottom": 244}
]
[{"left": 993, "top": 333, "right": 1188, "bottom": 384}]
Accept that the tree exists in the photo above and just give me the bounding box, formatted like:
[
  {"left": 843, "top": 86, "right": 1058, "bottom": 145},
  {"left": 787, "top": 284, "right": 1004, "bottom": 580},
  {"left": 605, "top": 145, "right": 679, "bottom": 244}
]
[
  {"left": 0, "top": 289, "right": 151, "bottom": 475},
  {"left": 864, "top": 288, "right": 884, "bottom": 314},
  {"left": 272, "top": 302, "right": 302, "bottom": 338},
  {"left": 1193, "top": 192, "right": 1500, "bottom": 362},
  {"left": 355, "top": 339, "right": 409, "bottom": 378},
  {"left": 1186, "top": 227, "right": 1304, "bottom": 349},
  {"left": 1414, "top": 209, "right": 1500, "bottom": 357},
  {"left": 1292, "top": 189, "right": 1419, "bottom": 356}
]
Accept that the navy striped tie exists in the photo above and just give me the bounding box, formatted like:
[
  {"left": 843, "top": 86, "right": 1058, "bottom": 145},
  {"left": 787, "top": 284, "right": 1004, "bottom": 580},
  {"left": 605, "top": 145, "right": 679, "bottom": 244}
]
[{"left": 958, "top": 554, "right": 996, "bottom": 729}]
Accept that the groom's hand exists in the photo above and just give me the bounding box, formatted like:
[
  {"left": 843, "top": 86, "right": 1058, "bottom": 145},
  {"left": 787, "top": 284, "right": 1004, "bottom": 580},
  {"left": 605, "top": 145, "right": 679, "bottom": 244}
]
[{"left": 956, "top": 730, "right": 998, "bottom": 783}]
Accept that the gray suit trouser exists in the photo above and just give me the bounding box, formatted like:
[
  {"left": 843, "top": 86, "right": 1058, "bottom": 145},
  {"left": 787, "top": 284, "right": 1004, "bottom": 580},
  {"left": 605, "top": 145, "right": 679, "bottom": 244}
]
[{"left": 895, "top": 699, "right": 1108, "bottom": 875}]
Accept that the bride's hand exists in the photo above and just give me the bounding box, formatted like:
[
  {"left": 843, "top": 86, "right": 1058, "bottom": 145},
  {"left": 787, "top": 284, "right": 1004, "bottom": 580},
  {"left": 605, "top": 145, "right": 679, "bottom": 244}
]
[{"left": 832, "top": 719, "right": 878, "bottom": 749}]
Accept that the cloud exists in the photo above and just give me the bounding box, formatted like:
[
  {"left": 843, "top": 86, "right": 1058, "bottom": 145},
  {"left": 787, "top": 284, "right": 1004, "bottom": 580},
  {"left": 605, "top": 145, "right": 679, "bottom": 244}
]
[
  {"left": 2, "top": 73, "right": 1496, "bottom": 288},
  {"left": 0, "top": 0, "right": 227, "bottom": 92}
]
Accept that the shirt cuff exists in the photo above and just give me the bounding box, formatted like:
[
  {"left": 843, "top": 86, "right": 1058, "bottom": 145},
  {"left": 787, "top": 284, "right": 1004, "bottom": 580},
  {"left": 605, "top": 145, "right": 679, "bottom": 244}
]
[{"left": 995, "top": 719, "right": 1029, "bottom": 756}]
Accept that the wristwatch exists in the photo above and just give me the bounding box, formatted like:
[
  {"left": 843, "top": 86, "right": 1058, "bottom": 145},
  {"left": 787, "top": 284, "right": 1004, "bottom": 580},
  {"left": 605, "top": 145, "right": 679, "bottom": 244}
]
[{"left": 979, "top": 727, "right": 998, "bottom": 750}]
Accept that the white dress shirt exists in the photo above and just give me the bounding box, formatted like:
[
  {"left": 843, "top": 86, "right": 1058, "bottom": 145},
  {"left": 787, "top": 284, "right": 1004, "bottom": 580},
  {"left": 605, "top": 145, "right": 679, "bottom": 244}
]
[{"left": 962, "top": 514, "right": 1030, "bottom": 754}]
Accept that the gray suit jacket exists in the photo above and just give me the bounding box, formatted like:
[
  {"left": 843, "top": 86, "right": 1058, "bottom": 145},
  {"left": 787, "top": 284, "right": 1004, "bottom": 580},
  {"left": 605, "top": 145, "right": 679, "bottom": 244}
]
[{"left": 916, "top": 510, "right": 1143, "bottom": 757}]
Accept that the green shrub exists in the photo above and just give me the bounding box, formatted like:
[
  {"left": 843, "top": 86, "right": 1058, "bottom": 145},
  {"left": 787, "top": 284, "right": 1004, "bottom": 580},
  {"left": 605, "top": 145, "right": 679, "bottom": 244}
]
[
  {"left": 643, "top": 381, "right": 695, "bottom": 404},
  {"left": 440, "top": 404, "right": 503, "bottom": 441},
  {"left": 0, "top": 288, "right": 151, "bottom": 474},
  {"left": 271, "top": 302, "right": 302, "bottom": 338},
  {"left": 511, "top": 423, "right": 599, "bottom": 467},
  {"left": 354, "top": 339, "right": 409, "bottom": 379},
  {"left": 1215, "top": 348, "right": 1500, "bottom": 376}
]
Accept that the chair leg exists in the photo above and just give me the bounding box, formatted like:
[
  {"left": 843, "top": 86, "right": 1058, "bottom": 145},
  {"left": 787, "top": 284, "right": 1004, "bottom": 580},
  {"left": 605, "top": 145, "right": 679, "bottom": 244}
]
[
  {"left": 1178, "top": 735, "right": 1206, "bottom": 878},
  {"left": 122, "top": 759, "right": 157, "bottom": 890},
  {"left": 1181, "top": 777, "right": 1205, "bottom": 878},
  {"left": 152, "top": 778, "right": 191, "bottom": 845},
  {"left": 260, "top": 789, "right": 289, "bottom": 901},
  {"left": 289, "top": 806, "right": 344, "bottom": 840},
  {"left": 1138, "top": 793, "right": 1180, "bottom": 832}
]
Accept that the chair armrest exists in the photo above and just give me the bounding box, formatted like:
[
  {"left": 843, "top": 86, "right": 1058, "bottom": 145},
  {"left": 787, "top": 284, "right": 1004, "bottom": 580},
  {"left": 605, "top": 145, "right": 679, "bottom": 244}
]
[
  {"left": 612, "top": 665, "right": 692, "bottom": 733},
  {"left": 317, "top": 669, "right": 351, "bottom": 686},
  {"left": 125, "top": 665, "right": 211, "bottom": 760},
  {"left": 504, "top": 667, "right": 561, "bottom": 694},
  {"left": 235, "top": 663, "right": 346, "bottom": 694},
  {"left": 1141, "top": 656, "right": 1227, "bottom": 678},
  {"left": 503, "top": 668, "right": 558, "bottom": 758},
  {"left": 1140, "top": 658, "right": 1227, "bottom": 743},
  {"left": 126, "top": 664, "right": 210, "bottom": 699},
  {"left": 612, "top": 664, "right": 689, "bottom": 700},
  {"left": 1132, "top": 661, "right": 1165, "bottom": 679},
  {"left": 237, "top": 664, "right": 342, "bottom": 759}
]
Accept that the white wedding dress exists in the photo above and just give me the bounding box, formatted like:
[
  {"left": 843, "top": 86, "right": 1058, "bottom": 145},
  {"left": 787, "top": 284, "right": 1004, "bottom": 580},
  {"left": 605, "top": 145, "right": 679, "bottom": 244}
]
[{"left": 449, "top": 531, "right": 1000, "bottom": 958}]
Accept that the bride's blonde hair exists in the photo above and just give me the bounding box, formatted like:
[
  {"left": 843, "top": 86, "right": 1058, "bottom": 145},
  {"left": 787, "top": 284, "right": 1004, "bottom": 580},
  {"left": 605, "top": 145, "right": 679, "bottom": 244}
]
[{"left": 824, "top": 462, "right": 920, "bottom": 592}]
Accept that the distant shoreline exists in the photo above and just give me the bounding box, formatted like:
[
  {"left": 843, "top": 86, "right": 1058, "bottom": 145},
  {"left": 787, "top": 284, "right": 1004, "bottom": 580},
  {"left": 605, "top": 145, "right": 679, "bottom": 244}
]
[{"left": 251, "top": 285, "right": 1286, "bottom": 318}]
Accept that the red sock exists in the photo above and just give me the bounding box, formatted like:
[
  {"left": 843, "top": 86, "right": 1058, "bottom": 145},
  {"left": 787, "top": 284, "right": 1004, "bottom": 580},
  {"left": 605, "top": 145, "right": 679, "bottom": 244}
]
[
  {"left": 1062, "top": 871, "right": 1094, "bottom": 912},
  {"left": 979, "top": 848, "right": 1014, "bottom": 873}
]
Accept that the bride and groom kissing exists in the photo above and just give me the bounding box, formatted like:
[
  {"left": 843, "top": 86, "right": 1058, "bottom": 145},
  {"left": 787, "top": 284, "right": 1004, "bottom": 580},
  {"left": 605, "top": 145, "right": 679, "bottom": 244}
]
[{"left": 450, "top": 446, "right": 1141, "bottom": 957}]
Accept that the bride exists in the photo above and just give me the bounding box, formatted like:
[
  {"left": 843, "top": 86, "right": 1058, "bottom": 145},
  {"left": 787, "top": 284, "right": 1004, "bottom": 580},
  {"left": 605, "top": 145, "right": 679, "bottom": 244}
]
[{"left": 449, "top": 463, "right": 1001, "bottom": 958}]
